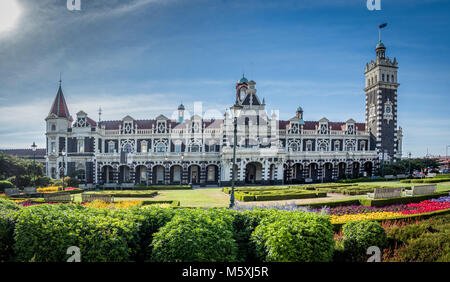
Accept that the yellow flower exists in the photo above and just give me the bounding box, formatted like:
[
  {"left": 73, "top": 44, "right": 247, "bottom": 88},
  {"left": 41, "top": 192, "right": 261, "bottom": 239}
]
[
  {"left": 330, "top": 211, "right": 402, "bottom": 224},
  {"left": 37, "top": 186, "right": 62, "bottom": 193},
  {"left": 83, "top": 200, "right": 142, "bottom": 209}
]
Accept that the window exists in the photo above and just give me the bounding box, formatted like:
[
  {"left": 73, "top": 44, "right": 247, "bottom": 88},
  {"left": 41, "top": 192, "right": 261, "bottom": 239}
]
[
  {"left": 141, "top": 141, "right": 148, "bottom": 153},
  {"left": 77, "top": 139, "right": 84, "bottom": 153},
  {"left": 51, "top": 142, "right": 56, "bottom": 153},
  {"left": 391, "top": 75, "right": 394, "bottom": 82},
  {"left": 306, "top": 141, "right": 313, "bottom": 152},
  {"left": 386, "top": 74, "right": 389, "bottom": 82},
  {"left": 319, "top": 143, "right": 328, "bottom": 152},
  {"left": 360, "top": 141, "right": 366, "bottom": 151},
  {"left": 290, "top": 142, "right": 298, "bottom": 152},
  {"left": 208, "top": 144, "right": 216, "bottom": 152},
  {"left": 382, "top": 74, "right": 385, "bottom": 81},
  {"left": 175, "top": 144, "right": 182, "bottom": 153},
  {"left": 123, "top": 143, "right": 132, "bottom": 153},
  {"left": 334, "top": 142, "right": 340, "bottom": 151},
  {"left": 108, "top": 142, "right": 115, "bottom": 153},
  {"left": 156, "top": 143, "right": 166, "bottom": 153},
  {"left": 190, "top": 144, "right": 200, "bottom": 153},
  {"left": 51, "top": 124, "right": 56, "bottom": 131}
]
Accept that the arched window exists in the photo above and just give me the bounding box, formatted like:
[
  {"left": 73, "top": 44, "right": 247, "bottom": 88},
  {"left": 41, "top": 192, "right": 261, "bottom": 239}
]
[
  {"left": 190, "top": 144, "right": 200, "bottom": 153},
  {"left": 319, "top": 143, "right": 328, "bottom": 152},
  {"left": 386, "top": 74, "right": 389, "bottom": 82},
  {"left": 123, "top": 144, "right": 132, "bottom": 153},
  {"left": 51, "top": 124, "right": 56, "bottom": 131},
  {"left": 156, "top": 143, "right": 166, "bottom": 153},
  {"left": 391, "top": 75, "right": 395, "bottom": 82},
  {"left": 382, "top": 74, "right": 385, "bottom": 81},
  {"left": 290, "top": 142, "right": 298, "bottom": 152}
]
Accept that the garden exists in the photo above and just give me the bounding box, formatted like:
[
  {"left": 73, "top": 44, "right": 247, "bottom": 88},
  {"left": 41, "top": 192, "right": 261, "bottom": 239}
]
[{"left": 0, "top": 189, "right": 449, "bottom": 262}]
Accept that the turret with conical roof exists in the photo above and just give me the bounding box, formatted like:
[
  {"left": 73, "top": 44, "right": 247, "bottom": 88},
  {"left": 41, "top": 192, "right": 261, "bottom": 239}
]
[{"left": 47, "top": 80, "right": 72, "bottom": 121}]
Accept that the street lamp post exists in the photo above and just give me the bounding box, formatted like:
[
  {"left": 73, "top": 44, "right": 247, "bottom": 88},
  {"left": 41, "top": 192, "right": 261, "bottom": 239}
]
[
  {"left": 61, "top": 150, "right": 66, "bottom": 191},
  {"left": 31, "top": 142, "right": 37, "bottom": 188},
  {"left": 408, "top": 152, "right": 412, "bottom": 176},
  {"left": 229, "top": 102, "right": 242, "bottom": 209},
  {"left": 446, "top": 145, "right": 450, "bottom": 170}
]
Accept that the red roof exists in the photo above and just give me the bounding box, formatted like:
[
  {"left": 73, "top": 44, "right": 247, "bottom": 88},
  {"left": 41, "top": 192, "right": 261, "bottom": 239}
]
[{"left": 49, "top": 85, "right": 72, "bottom": 120}]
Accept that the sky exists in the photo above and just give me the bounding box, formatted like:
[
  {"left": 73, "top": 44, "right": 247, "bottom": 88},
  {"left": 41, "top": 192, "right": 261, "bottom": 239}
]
[{"left": 0, "top": 0, "right": 449, "bottom": 157}]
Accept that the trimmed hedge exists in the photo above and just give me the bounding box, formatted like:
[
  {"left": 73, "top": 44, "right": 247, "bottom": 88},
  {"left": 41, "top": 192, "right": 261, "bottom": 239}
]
[
  {"left": 13, "top": 204, "right": 141, "bottom": 262},
  {"left": 85, "top": 191, "right": 158, "bottom": 198},
  {"left": 251, "top": 210, "right": 335, "bottom": 262},
  {"left": 151, "top": 209, "right": 238, "bottom": 262},
  {"left": 359, "top": 192, "right": 449, "bottom": 207},
  {"left": 342, "top": 220, "right": 388, "bottom": 261},
  {"left": 400, "top": 178, "right": 450, "bottom": 184},
  {"left": 0, "top": 199, "right": 20, "bottom": 262},
  {"left": 338, "top": 177, "right": 387, "bottom": 183},
  {"left": 133, "top": 185, "right": 192, "bottom": 190},
  {"left": 0, "top": 181, "right": 14, "bottom": 192}
]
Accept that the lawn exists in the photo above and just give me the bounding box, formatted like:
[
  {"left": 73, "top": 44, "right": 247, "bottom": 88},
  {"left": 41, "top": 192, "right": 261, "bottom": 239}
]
[{"left": 74, "top": 188, "right": 230, "bottom": 208}]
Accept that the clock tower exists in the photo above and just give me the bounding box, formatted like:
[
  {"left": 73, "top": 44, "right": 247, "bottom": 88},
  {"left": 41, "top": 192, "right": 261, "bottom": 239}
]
[{"left": 364, "top": 40, "right": 401, "bottom": 161}]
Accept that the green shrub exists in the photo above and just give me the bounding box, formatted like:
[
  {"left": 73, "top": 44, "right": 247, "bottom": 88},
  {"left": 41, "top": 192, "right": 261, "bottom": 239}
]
[
  {"left": 0, "top": 209, "right": 18, "bottom": 262},
  {"left": 35, "top": 176, "right": 52, "bottom": 187},
  {"left": 151, "top": 209, "right": 237, "bottom": 262},
  {"left": 251, "top": 211, "right": 334, "bottom": 262},
  {"left": 0, "top": 198, "right": 20, "bottom": 211},
  {"left": 392, "top": 232, "right": 450, "bottom": 262},
  {"left": 0, "top": 180, "right": 14, "bottom": 192},
  {"left": 342, "top": 220, "right": 388, "bottom": 261},
  {"left": 86, "top": 190, "right": 158, "bottom": 198},
  {"left": 13, "top": 204, "right": 140, "bottom": 262},
  {"left": 228, "top": 209, "right": 274, "bottom": 262},
  {"left": 387, "top": 222, "right": 433, "bottom": 245},
  {"left": 120, "top": 206, "right": 177, "bottom": 261}
]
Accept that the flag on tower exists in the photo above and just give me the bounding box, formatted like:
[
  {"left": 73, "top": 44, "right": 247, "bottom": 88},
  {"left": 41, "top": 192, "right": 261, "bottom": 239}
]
[{"left": 379, "top": 23, "right": 387, "bottom": 29}]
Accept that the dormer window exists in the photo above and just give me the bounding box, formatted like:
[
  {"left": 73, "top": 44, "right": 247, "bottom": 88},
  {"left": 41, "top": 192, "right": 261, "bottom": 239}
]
[
  {"left": 51, "top": 124, "right": 56, "bottom": 131},
  {"left": 157, "top": 121, "right": 166, "bottom": 133},
  {"left": 123, "top": 122, "right": 133, "bottom": 134},
  {"left": 318, "top": 118, "right": 329, "bottom": 134}
]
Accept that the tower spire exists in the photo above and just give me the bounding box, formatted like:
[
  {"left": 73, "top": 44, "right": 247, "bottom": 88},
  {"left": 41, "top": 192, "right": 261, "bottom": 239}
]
[{"left": 49, "top": 78, "right": 72, "bottom": 121}]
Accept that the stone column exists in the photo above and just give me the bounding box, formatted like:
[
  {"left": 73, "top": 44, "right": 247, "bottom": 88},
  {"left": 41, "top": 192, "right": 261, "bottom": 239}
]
[{"left": 147, "top": 165, "right": 152, "bottom": 185}]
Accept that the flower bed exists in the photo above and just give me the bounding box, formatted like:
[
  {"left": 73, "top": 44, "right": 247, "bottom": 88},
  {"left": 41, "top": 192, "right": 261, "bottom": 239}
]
[
  {"left": 81, "top": 200, "right": 143, "bottom": 209},
  {"left": 328, "top": 195, "right": 450, "bottom": 224}
]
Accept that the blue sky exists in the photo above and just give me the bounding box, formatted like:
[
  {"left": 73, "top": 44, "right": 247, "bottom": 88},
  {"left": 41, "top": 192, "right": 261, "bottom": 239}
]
[{"left": 0, "top": 0, "right": 449, "bottom": 157}]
